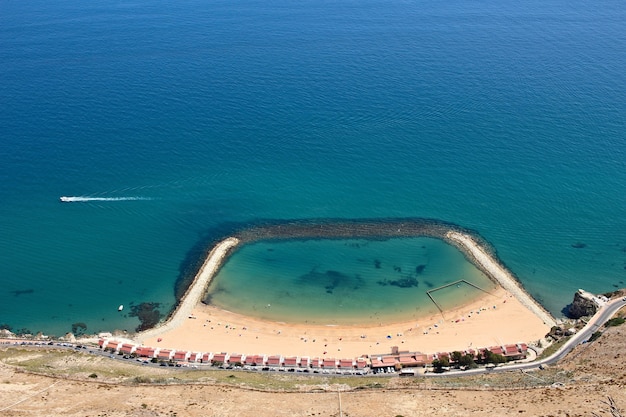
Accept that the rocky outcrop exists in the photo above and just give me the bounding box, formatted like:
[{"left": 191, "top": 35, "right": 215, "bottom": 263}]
[{"left": 567, "top": 291, "right": 598, "bottom": 319}]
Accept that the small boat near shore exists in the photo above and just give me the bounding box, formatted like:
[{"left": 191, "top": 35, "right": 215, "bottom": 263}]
[{"left": 118, "top": 305, "right": 124, "bottom": 312}]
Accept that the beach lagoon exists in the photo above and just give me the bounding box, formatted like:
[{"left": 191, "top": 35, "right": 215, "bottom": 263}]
[{"left": 205, "top": 237, "right": 497, "bottom": 325}]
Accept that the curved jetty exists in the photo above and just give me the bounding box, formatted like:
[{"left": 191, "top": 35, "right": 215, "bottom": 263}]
[
  {"left": 137, "top": 237, "right": 240, "bottom": 342},
  {"left": 445, "top": 231, "right": 556, "bottom": 326}
]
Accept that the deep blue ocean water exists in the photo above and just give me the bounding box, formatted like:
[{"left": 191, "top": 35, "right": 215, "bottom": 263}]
[{"left": 1, "top": 0, "right": 625, "bottom": 335}]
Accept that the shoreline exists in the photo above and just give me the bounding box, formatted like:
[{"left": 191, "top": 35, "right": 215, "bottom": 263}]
[
  {"left": 445, "top": 231, "right": 557, "bottom": 327},
  {"left": 134, "top": 223, "right": 555, "bottom": 358},
  {"left": 136, "top": 237, "right": 240, "bottom": 342}
]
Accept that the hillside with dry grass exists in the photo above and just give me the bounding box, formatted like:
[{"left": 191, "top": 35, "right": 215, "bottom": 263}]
[{"left": 1, "top": 322, "right": 625, "bottom": 416}]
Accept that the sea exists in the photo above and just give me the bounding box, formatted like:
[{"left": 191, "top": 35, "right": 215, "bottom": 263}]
[{"left": 0, "top": 0, "right": 624, "bottom": 336}]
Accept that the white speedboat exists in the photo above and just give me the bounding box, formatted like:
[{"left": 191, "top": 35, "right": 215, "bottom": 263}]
[{"left": 118, "top": 305, "right": 124, "bottom": 312}]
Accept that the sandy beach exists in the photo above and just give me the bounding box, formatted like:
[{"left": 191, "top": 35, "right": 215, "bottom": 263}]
[
  {"left": 134, "top": 232, "right": 553, "bottom": 358},
  {"left": 139, "top": 287, "right": 548, "bottom": 358}
]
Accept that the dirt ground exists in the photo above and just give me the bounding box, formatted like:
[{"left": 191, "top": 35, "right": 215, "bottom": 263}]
[{"left": 1, "top": 326, "right": 625, "bottom": 417}]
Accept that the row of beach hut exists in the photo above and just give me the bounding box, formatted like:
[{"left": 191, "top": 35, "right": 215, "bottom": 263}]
[
  {"left": 99, "top": 339, "right": 528, "bottom": 371},
  {"left": 98, "top": 339, "right": 369, "bottom": 370}
]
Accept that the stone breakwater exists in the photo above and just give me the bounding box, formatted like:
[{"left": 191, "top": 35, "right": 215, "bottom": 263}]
[
  {"left": 445, "top": 231, "right": 556, "bottom": 327},
  {"left": 231, "top": 218, "right": 477, "bottom": 244},
  {"left": 136, "top": 237, "right": 240, "bottom": 342}
]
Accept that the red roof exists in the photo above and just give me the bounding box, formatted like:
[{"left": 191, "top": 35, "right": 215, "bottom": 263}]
[
  {"left": 370, "top": 357, "right": 384, "bottom": 368},
  {"left": 98, "top": 339, "right": 105, "bottom": 347},
  {"left": 311, "top": 358, "right": 322, "bottom": 368},
  {"left": 189, "top": 352, "right": 202, "bottom": 361},
  {"left": 283, "top": 357, "right": 298, "bottom": 366},
  {"left": 158, "top": 349, "right": 172, "bottom": 359},
  {"left": 489, "top": 346, "right": 504, "bottom": 355},
  {"left": 356, "top": 358, "right": 368, "bottom": 368},
  {"left": 244, "top": 354, "right": 264, "bottom": 365},
  {"left": 267, "top": 355, "right": 282, "bottom": 366},
  {"left": 229, "top": 354, "right": 243, "bottom": 363},
  {"left": 323, "top": 358, "right": 337, "bottom": 368},
  {"left": 382, "top": 356, "right": 397, "bottom": 365},
  {"left": 120, "top": 343, "right": 134, "bottom": 353},
  {"left": 212, "top": 353, "right": 226, "bottom": 363},
  {"left": 339, "top": 359, "right": 354, "bottom": 368},
  {"left": 300, "top": 357, "right": 310, "bottom": 367},
  {"left": 107, "top": 341, "right": 120, "bottom": 349},
  {"left": 173, "top": 351, "right": 187, "bottom": 360},
  {"left": 504, "top": 345, "right": 519, "bottom": 355},
  {"left": 136, "top": 347, "right": 155, "bottom": 357},
  {"left": 413, "top": 354, "right": 428, "bottom": 364},
  {"left": 518, "top": 343, "right": 528, "bottom": 351},
  {"left": 202, "top": 353, "right": 211, "bottom": 362}
]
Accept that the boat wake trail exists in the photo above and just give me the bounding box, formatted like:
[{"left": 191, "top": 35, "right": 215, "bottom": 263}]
[{"left": 59, "top": 196, "right": 151, "bottom": 202}]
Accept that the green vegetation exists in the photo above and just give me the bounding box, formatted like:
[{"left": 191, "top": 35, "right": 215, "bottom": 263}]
[
  {"left": 482, "top": 350, "right": 507, "bottom": 364},
  {"left": 605, "top": 317, "right": 625, "bottom": 327},
  {"left": 431, "top": 357, "right": 449, "bottom": 373},
  {"left": 451, "top": 351, "right": 478, "bottom": 369},
  {"left": 588, "top": 331, "right": 602, "bottom": 342},
  {"left": 538, "top": 337, "right": 570, "bottom": 360}
]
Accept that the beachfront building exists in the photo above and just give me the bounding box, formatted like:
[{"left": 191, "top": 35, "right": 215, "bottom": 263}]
[
  {"left": 173, "top": 350, "right": 189, "bottom": 362},
  {"left": 120, "top": 343, "right": 135, "bottom": 355},
  {"left": 136, "top": 346, "right": 156, "bottom": 359},
  {"left": 503, "top": 343, "right": 528, "bottom": 361},
  {"left": 105, "top": 341, "right": 120, "bottom": 352},
  {"left": 244, "top": 354, "right": 266, "bottom": 366},
  {"left": 266, "top": 355, "right": 283, "bottom": 367},
  {"left": 157, "top": 349, "right": 173, "bottom": 361},
  {"left": 283, "top": 356, "right": 298, "bottom": 368},
  {"left": 300, "top": 356, "right": 311, "bottom": 368},
  {"left": 322, "top": 358, "right": 338, "bottom": 370},
  {"left": 310, "top": 357, "right": 322, "bottom": 369},
  {"left": 488, "top": 346, "right": 504, "bottom": 356},
  {"left": 228, "top": 353, "right": 244, "bottom": 366},
  {"left": 211, "top": 353, "right": 228, "bottom": 365},
  {"left": 95, "top": 337, "right": 530, "bottom": 374}
]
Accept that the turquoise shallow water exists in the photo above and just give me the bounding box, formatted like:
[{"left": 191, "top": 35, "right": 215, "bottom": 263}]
[
  {"left": 207, "top": 238, "right": 496, "bottom": 325},
  {"left": 0, "top": 0, "right": 625, "bottom": 335}
]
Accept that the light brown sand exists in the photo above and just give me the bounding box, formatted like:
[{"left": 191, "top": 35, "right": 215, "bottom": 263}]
[
  {"left": 135, "top": 233, "right": 553, "bottom": 358},
  {"left": 139, "top": 286, "right": 548, "bottom": 358}
]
